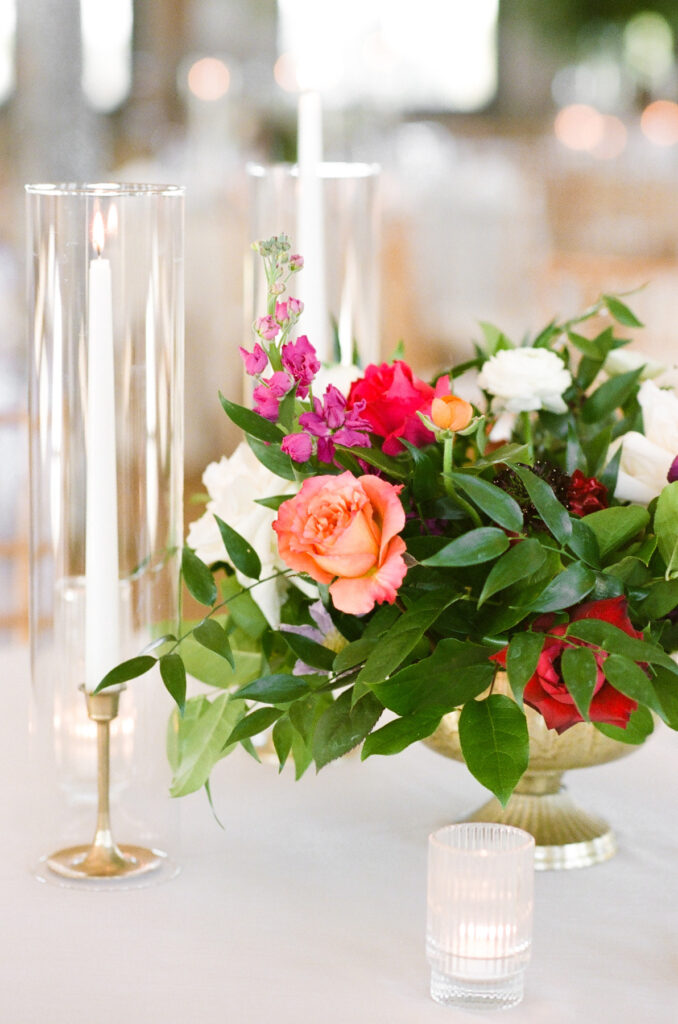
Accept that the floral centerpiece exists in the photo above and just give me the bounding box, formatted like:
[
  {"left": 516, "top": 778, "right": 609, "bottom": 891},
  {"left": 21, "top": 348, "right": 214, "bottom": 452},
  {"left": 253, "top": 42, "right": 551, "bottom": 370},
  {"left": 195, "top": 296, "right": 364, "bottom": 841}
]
[{"left": 99, "top": 235, "right": 678, "bottom": 808}]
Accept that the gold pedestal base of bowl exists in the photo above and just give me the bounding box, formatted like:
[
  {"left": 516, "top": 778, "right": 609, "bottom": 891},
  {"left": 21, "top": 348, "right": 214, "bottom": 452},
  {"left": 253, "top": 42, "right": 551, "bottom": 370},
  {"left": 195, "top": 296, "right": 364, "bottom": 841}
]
[{"left": 425, "top": 673, "right": 637, "bottom": 870}]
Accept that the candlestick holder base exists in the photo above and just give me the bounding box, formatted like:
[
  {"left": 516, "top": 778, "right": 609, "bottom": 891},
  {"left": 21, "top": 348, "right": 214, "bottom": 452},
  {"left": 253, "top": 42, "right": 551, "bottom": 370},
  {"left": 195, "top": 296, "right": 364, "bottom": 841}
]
[{"left": 44, "top": 686, "right": 163, "bottom": 883}]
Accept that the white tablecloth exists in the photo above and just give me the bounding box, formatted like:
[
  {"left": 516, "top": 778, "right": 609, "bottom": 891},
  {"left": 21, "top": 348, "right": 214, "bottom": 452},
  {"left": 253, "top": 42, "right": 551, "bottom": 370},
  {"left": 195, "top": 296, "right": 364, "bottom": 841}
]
[{"left": 1, "top": 643, "right": 677, "bottom": 1023}]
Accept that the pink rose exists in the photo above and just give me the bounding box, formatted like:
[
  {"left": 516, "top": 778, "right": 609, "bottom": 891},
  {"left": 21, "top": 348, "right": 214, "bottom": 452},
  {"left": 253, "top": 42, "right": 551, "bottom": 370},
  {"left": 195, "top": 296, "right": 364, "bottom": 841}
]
[
  {"left": 273, "top": 471, "right": 408, "bottom": 615},
  {"left": 347, "top": 361, "right": 439, "bottom": 454}
]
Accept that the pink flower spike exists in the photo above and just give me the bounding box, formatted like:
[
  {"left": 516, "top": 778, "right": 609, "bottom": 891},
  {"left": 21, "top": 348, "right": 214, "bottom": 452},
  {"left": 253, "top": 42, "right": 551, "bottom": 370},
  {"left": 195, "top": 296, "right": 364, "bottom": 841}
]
[
  {"left": 254, "top": 315, "right": 280, "bottom": 341},
  {"left": 289, "top": 254, "right": 304, "bottom": 271},
  {"left": 275, "top": 301, "right": 289, "bottom": 323},
  {"left": 282, "top": 433, "right": 313, "bottom": 462},
  {"left": 288, "top": 297, "right": 304, "bottom": 316},
  {"left": 239, "top": 343, "right": 268, "bottom": 376},
  {"left": 322, "top": 385, "right": 348, "bottom": 429}
]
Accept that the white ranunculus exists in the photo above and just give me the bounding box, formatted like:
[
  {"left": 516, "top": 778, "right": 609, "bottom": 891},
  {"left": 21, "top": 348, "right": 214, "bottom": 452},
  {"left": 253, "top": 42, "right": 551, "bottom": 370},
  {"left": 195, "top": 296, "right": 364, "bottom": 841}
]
[
  {"left": 613, "top": 380, "right": 678, "bottom": 503},
  {"left": 603, "top": 347, "right": 664, "bottom": 379},
  {"left": 186, "top": 442, "right": 303, "bottom": 626},
  {"left": 477, "top": 347, "right": 572, "bottom": 415}
]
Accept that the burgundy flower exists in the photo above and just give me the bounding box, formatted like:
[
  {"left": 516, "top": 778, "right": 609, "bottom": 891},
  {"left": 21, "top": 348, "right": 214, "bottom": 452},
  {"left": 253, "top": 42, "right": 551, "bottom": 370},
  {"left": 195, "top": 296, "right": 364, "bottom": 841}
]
[
  {"left": 568, "top": 470, "right": 608, "bottom": 517},
  {"left": 491, "top": 597, "right": 640, "bottom": 734},
  {"left": 668, "top": 455, "right": 678, "bottom": 484}
]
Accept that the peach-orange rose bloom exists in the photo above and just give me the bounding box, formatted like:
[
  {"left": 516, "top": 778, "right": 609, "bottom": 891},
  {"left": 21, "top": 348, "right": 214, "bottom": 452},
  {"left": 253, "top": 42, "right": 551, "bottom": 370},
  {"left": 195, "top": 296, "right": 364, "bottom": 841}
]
[
  {"left": 431, "top": 393, "right": 473, "bottom": 431},
  {"left": 273, "top": 471, "right": 408, "bottom": 615}
]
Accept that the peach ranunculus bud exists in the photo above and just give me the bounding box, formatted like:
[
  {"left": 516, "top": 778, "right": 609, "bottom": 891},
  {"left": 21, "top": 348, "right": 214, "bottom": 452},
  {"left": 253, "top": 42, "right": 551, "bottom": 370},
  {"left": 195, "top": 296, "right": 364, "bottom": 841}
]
[
  {"left": 273, "top": 471, "right": 408, "bottom": 615},
  {"left": 431, "top": 393, "right": 474, "bottom": 432}
]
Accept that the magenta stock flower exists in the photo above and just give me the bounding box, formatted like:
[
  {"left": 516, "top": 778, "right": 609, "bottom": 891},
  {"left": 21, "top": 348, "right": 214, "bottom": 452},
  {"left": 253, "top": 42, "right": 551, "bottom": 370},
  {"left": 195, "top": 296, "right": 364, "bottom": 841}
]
[
  {"left": 239, "top": 343, "right": 268, "bottom": 376},
  {"left": 281, "top": 334, "right": 320, "bottom": 399},
  {"left": 253, "top": 371, "right": 293, "bottom": 421},
  {"left": 254, "top": 315, "right": 280, "bottom": 340},
  {"left": 281, "top": 433, "right": 313, "bottom": 461},
  {"left": 281, "top": 384, "right": 372, "bottom": 463},
  {"left": 668, "top": 455, "right": 678, "bottom": 484}
]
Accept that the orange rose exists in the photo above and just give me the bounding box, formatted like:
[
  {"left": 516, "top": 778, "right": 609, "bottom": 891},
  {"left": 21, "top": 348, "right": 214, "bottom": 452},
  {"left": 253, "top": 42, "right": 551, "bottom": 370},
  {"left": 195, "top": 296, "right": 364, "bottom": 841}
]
[
  {"left": 431, "top": 393, "right": 473, "bottom": 431},
  {"left": 273, "top": 471, "right": 408, "bottom": 615}
]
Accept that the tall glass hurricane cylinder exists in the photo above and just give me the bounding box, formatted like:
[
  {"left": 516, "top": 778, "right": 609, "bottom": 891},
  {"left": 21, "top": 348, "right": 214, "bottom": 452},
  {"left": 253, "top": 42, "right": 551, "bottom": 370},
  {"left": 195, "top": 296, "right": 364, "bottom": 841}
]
[{"left": 26, "top": 183, "right": 184, "bottom": 887}]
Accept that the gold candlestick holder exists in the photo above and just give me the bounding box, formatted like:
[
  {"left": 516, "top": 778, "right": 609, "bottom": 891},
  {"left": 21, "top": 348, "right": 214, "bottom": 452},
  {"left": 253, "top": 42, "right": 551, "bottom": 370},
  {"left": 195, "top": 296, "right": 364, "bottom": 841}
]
[{"left": 46, "top": 686, "right": 162, "bottom": 880}]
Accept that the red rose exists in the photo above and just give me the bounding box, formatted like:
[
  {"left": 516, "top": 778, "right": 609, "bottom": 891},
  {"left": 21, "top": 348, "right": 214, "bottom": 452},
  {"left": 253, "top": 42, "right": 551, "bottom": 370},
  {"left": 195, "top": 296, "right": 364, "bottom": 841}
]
[
  {"left": 347, "top": 361, "right": 436, "bottom": 455},
  {"left": 567, "top": 469, "right": 608, "bottom": 517},
  {"left": 491, "top": 597, "right": 639, "bottom": 734}
]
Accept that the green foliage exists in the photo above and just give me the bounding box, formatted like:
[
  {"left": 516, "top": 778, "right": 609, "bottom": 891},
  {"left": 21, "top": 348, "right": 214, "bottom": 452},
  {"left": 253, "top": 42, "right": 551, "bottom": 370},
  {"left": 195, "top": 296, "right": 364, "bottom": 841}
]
[{"left": 458, "top": 695, "right": 529, "bottom": 806}]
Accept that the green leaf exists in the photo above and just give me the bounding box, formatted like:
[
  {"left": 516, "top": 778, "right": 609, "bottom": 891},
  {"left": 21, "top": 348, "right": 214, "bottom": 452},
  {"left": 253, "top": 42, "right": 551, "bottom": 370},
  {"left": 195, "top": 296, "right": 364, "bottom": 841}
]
[
  {"left": 279, "top": 630, "right": 337, "bottom": 671},
  {"left": 169, "top": 694, "right": 245, "bottom": 797},
  {"left": 94, "top": 655, "right": 157, "bottom": 692},
  {"left": 140, "top": 633, "right": 177, "bottom": 655},
  {"left": 361, "top": 711, "right": 443, "bottom": 759},
  {"left": 638, "top": 578, "right": 678, "bottom": 619},
  {"left": 255, "top": 494, "right": 293, "bottom": 511},
  {"left": 371, "top": 638, "right": 495, "bottom": 715},
  {"left": 603, "top": 294, "right": 643, "bottom": 328},
  {"left": 567, "top": 518, "right": 600, "bottom": 567},
  {"left": 473, "top": 442, "right": 529, "bottom": 469},
  {"left": 236, "top": 673, "right": 311, "bottom": 704},
  {"left": 182, "top": 546, "right": 217, "bottom": 606},
  {"left": 335, "top": 443, "right": 408, "bottom": 480},
  {"left": 220, "top": 575, "right": 268, "bottom": 639},
  {"left": 226, "top": 706, "right": 284, "bottom": 745},
  {"left": 566, "top": 619, "right": 678, "bottom": 673},
  {"left": 581, "top": 367, "right": 643, "bottom": 424},
  {"left": 506, "top": 632, "right": 544, "bottom": 707},
  {"left": 357, "top": 591, "right": 457, "bottom": 686},
  {"left": 272, "top": 716, "right": 295, "bottom": 770},
  {"left": 561, "top": 647, "right": 598, "bottom": 719},
  {"left": 655, "top": 482, "right": 678, "bottom": 578},
  {"left": 313, "top": 690, "right": 383, "bottom": 769},
  {"left": 513, "top": 465, "right": 572, "bottom": 544},
  {"left": 478, "top": 539, "right": 546, "bottom": 607},
  {"left": 246, "top": 435, "right": 297, "bottom": 482},
  {"left": 582, "top": 506, "right": 649, "bottom": 560},
  {"left": 602, "top": 654, "right": 665, "bottom": 716},
  {"left": 458, "top": 695, "right": 529, "bottom": 806},
  {"left": 219, "top": 392, "right": 284, "bottom": 443},
  {"left": 213, "top": 515, "right": 261, "bottom": 579},
  {"left": 531, "top": 562, "right": 596, "bottom": 613},
  {"left": 333, "top": 637, "right": 378, "bottom": 673},
  {"left": 421, "top": 527, "right": 510, "bottom": 567},
  {"left": 595, "top": 705, "right": 654, "bottom": 745},
  {"left": 450, "top": 473, "right": 523, "bottom": 531},
  {"left": 194, "top": 618, "right": 235, "bottom": 668},
  {"left": 649, "top": 665, "right": 678, "bottom": 728},
  {"left": 159, "top": 653, "right": 186, "bottom": 713}
]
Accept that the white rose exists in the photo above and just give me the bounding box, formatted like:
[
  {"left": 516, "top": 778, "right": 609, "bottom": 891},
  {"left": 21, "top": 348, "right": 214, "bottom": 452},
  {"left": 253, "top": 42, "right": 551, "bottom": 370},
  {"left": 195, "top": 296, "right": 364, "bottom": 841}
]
[
  {"left": 186, "top": 442, "right": 303, "bottom": 626},
  {"left": 613, "top": 380, "right": 678, "bottom": 503},
  {"left": 477, "top": 348, "right": 572, "bottom": 415}
]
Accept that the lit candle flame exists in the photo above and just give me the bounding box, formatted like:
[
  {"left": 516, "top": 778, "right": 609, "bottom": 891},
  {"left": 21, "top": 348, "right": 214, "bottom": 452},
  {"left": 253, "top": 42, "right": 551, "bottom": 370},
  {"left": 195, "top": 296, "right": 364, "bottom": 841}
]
[{"left": 91, "top": 209, "right": 106, "bottom": 256}]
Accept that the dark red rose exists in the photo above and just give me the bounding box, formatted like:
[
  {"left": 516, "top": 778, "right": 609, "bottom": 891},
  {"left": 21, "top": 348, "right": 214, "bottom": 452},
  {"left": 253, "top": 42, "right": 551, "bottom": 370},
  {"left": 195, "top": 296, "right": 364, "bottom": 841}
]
[
  {"left": 567, "top": 469, "right": 608, "bottom": 517},
  {"left": 491, "top": 597, "right": 639, "bottom": 734},
  {"left": 346, "top": 361, "right": 435, "bottom": 455}
]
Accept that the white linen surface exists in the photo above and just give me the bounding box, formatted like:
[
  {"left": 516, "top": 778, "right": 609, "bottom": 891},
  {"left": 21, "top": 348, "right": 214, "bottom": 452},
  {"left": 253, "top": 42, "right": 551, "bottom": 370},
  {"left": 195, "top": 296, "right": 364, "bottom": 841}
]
[{"left": 1, "top": 644, "right": 676, "bottom": 1023}]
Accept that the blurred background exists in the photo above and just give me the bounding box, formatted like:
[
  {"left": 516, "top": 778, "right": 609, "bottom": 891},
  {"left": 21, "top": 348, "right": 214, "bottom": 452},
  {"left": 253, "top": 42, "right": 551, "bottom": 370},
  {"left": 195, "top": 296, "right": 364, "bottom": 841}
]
[{"left": 4, "top": 0, "right": 678, "bottom": 638}]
